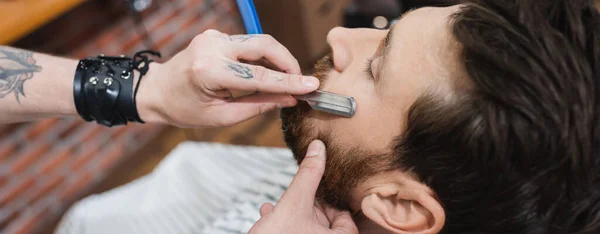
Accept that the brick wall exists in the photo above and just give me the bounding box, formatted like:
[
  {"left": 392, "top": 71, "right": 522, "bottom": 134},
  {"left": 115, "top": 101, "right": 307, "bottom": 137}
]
[{"left": 1, "top": 0, "right": 244, "bottom": 233}]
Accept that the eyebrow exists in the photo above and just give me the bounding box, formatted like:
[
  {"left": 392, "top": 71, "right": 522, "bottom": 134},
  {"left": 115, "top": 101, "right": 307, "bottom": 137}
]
[{"left": 379, "top": 8, "right": 417, "bottom": 76}]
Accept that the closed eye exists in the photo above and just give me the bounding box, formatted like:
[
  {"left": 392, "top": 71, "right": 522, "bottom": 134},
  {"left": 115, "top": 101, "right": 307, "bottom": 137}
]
[{"left": 364, "top": 57, "right": 374, "bottom": 80}]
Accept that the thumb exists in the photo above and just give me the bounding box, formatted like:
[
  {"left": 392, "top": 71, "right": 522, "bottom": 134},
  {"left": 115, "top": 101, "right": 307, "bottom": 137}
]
[{"left": 278, "top": 139, "right": 327, "bottom": 211}]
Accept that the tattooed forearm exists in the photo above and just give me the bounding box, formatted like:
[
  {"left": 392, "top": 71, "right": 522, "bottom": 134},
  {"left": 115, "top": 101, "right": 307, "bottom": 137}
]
[
  {"left": 223, "top": 60, "right": 254, "bottom": 79},
  {"left": 0, "top": 46, "right": 42, "bottom": 102},
  {"left": 225, "top": 35, "right": 259, "bottom": 42}
]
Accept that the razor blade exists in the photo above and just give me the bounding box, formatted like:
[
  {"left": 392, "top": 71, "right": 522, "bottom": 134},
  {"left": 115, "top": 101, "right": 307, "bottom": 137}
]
[{"left": 294, "top": 90, "right": 356, "bottom": 118}]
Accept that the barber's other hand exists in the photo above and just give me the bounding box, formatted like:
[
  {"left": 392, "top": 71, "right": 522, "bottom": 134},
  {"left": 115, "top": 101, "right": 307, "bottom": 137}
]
[
  {"left": 137, "top": 29, "right": 319, "bottom": 128},
  {"left": 248, "top": 140, "right": 359, "bottom": 234}
]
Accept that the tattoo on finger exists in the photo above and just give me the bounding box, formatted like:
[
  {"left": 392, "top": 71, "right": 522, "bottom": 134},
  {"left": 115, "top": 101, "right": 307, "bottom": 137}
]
[
  {"left": 225, "top": 35, "right": 259, "bottom": 42},
  {"left": 272, "top": 74, "right": 284, "bottom": 82},
  {"left": 222, "top": 59, "right": 254, "bottom": 79}
]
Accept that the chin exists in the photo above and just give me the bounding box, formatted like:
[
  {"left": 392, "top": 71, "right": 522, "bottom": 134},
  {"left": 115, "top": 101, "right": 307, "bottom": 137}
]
[{"left": 280, "top": 53, "right": 360, "bottom": 210}]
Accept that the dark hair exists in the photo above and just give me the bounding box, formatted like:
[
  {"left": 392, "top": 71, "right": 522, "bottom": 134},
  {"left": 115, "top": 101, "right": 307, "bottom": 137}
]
[{"left": 395, "top": 0, "right": 600, "bottom": 233}]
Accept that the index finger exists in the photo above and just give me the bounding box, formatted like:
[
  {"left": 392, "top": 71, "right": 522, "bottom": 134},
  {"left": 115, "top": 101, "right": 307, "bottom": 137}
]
[
  {"left": 227, "top": 34, "right": 301, "bottom": 74},
  {"left": 277, "top": 140, "right": 327, "bottom": 212}
]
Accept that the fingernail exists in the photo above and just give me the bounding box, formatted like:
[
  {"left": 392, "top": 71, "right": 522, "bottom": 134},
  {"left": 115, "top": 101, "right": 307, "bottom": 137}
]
[
  {"left": 306, "top": 140, "right": 325, "bottom": 157},
  {"left": 302, "top": 76, "right": 319, "bottom": 88},
  {"left": 277, "top": 101, "right": 295, "bottom": 109}
]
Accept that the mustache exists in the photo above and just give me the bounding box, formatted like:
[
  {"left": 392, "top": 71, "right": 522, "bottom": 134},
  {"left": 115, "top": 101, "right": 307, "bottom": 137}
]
[{"left": 313, "top": 53, "right": 334, "bottom": 87}]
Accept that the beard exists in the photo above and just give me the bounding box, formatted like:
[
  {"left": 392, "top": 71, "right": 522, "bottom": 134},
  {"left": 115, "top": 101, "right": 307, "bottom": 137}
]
[
  {"left": 280, "top": 54, "right": 332, "bottom": 162},
  {"left": 280, "top": 54, "right": 393, "bottom": 211}
]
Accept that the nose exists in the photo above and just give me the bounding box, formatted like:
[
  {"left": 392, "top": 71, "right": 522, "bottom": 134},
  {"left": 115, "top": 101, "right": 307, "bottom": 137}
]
[
  {"left": 326, "top": 27, "right": 387, "bottom": 72},
  {"left": 327, "top": 27, "right": 352, "bottom": 72}
]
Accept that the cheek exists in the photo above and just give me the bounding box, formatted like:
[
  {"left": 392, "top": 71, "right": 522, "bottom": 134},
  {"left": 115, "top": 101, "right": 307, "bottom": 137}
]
[
  {"left": 313, "top": 97, "right": 400, "bottom": 153},
  {"left": 312, "top": 69, "right": 399, "bottom": 153}
]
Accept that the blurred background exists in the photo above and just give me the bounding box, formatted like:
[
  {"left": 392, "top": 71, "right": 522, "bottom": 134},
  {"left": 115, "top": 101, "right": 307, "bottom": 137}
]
[{"left": 0, "top": 0, "right": 456, "bottom": 233}]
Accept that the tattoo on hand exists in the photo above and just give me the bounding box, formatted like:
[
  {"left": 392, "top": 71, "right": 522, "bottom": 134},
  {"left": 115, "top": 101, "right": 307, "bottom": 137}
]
[
  {"left": 225, "top": 35, "right": 259, "bottom": 42},
  {"left": 0, "top": 46, "right": 42, "bottom": 102},
  {"left": 272, "top": 74, "right": 284, "bottom": 81},
  {"left": 223, "top": 60, "right": 253, "bottom": 79}
]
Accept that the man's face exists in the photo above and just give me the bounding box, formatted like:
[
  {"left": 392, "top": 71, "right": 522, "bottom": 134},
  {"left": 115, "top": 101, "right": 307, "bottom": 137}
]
[{"left": 281, "top": 5, "right": 463, "bottom": 212}]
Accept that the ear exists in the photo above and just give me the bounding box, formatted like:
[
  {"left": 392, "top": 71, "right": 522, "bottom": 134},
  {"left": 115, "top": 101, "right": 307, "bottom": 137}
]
[{"left": 360, "top": 185, "right": 445, "bottom": 234}]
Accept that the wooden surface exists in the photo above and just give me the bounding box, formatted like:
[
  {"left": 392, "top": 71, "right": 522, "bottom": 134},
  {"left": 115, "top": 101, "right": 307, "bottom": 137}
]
[{"left": 0, "top": 0, "right": 84, "bottom": 44}]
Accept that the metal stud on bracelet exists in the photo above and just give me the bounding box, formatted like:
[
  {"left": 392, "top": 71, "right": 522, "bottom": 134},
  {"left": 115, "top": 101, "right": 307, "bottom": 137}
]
[{"left": 89, "top": 77, "right": 98, "bottom": 85}]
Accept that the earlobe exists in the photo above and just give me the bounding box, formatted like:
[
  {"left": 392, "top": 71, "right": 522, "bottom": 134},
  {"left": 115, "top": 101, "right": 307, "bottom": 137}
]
[{"left": 361, "top": 188, "right": 445, "bottom": 234}]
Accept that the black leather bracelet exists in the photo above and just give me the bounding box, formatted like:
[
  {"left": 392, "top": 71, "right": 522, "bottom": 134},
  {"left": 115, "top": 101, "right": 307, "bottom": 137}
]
[{"left": 73, "top": 50, "right": 161, "bottom": 127}]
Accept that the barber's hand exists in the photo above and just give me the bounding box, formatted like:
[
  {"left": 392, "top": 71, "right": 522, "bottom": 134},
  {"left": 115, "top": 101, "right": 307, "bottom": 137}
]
[
  {"left": 248, "top": 140, "right": 359, "bottom": 234},
  {"left": 137, "top": 29, "right": 319, "bottom": 128}
]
